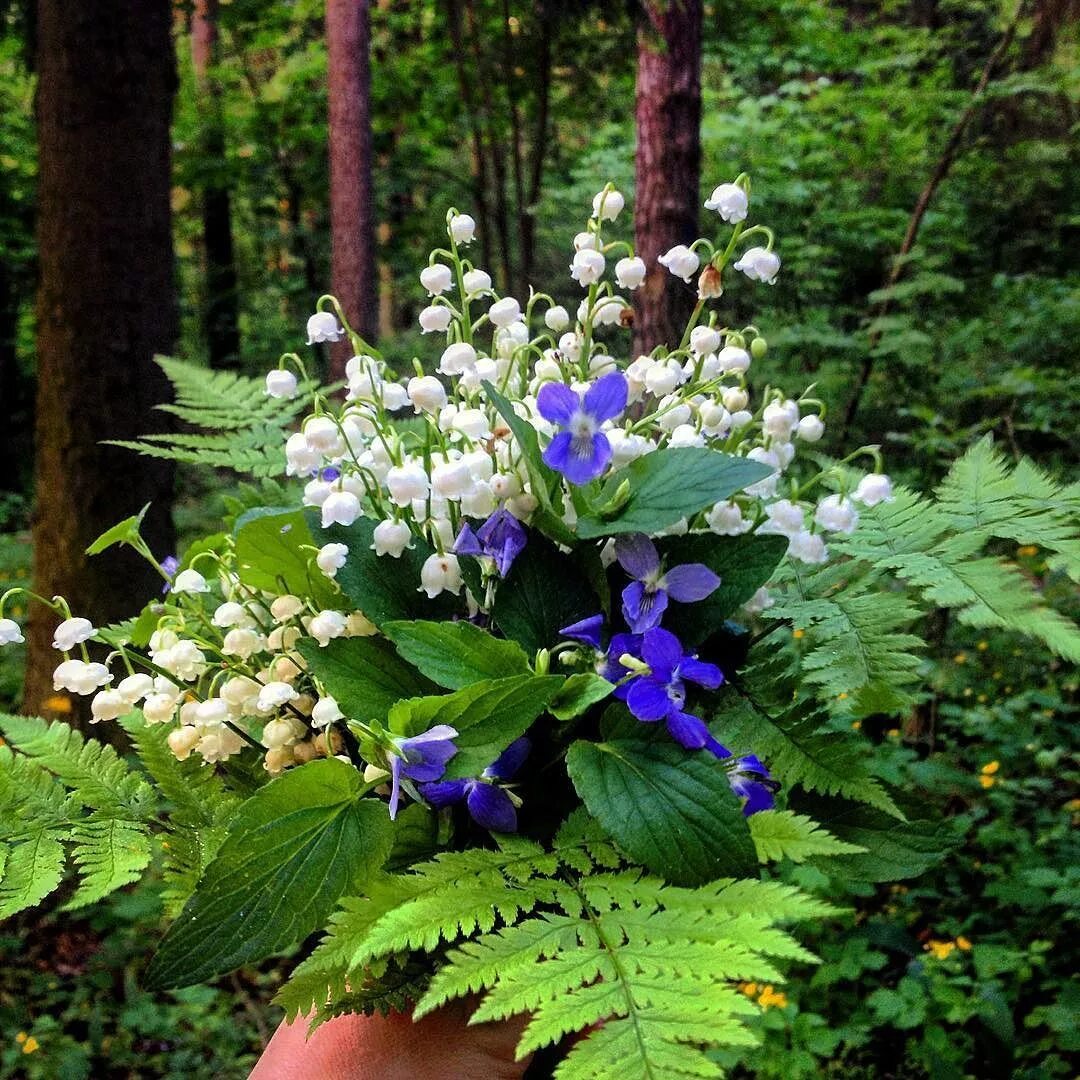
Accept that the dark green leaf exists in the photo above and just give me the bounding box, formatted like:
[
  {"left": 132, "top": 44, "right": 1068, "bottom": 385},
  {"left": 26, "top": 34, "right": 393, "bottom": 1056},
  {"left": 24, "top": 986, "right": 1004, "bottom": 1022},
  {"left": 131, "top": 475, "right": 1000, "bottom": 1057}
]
[
  {"left": 789, "top": 790, "right": 953, "bottom": 882},
  {"left": 389, "top": 675, "right": 563, "bottom": 779},
  {"left": 660, "top": 533, "right": 788, "bottom": 644},
  {"left": 145, "top": 759, "right": 392, "bottom": 989},
  {"left": 566, "top": 733, "right": 758, "bottom": 885},
  {"left": 383, "top": 620, "right": 531, "bottom": 689},
  {"left": 85, "top": 504, "right": 150, "bottom": 556},
  {"left": 298, "top": 636, "right": 436, "bottom": 724},
  {"left": 549, "top": 673, "right": 614, "bottom": 721},
  {"left": 493, "top": 533, "right": 598, "bottom": 654},
  {"left": 234, "top": 507, "right": 336, "bottom": 605},
  {"left": 482, "top": 381, "right": 558, "bottom": 511},
  {"left": 576, "top": 449, "right": 772, "bottom": 538}
]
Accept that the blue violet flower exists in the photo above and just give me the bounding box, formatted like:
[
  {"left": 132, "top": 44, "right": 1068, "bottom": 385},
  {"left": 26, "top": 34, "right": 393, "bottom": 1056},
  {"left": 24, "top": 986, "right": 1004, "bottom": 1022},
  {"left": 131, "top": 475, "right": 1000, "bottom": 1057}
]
[
  {"left": 536, "top": 371, "right": 628, "bottom": 485},
  {"left": 387, "top": 724, "right": 459, "bottom": 819},
  {"left": 615, "top": 533, "right": 721, "bottom": 633},
  {"left": 453, "top": 508, "right": 528, "bottom": 578},
  {"left": 422, "top": 737, "right": 531, "bottom": 833}
]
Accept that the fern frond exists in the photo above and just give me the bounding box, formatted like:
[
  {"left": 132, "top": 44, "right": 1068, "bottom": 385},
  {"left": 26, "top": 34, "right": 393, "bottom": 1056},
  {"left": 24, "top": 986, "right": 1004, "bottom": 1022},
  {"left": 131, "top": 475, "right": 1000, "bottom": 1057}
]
[
  {"left": 0, "top": 713, "right": 155, "bottom": 818},
  {"left": 64, "top": 818, "right": 153, "bottom": 910},
  {"left": 104, "top": 356, "right": 309, "bottom": 478},
  {"left": 747, "top": 810, "right": 866, "bottom": 864},
  {"left": 0, "top": 831, "right": 68, "bottom": 919}
]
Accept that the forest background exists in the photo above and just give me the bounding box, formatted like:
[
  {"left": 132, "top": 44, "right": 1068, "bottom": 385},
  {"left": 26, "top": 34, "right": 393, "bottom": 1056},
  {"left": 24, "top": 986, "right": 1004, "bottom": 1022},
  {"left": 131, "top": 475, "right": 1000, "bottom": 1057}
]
[{"left": 0, "top": 0, "right": 1076, "bottom": 1077}]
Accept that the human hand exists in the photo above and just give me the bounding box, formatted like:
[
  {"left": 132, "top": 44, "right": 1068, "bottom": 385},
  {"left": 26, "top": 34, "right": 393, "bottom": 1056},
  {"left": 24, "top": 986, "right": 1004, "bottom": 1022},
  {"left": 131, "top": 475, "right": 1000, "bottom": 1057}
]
[{"left": 249, "top": 1000, "right": 531, "bottom": 1080}]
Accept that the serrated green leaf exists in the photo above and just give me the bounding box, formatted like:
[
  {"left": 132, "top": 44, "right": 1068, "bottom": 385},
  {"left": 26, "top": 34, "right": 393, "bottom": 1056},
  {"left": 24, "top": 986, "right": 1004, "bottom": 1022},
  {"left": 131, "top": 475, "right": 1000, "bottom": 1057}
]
[
  {"left": 566, "top": 735, "right": 758, "bottom": 885},
  {"left": 298, "top": 636, "right": 435, "bottom": 724},
  {"left": 576, "top": 449, "right": 772, "bottom": 538},
  {"left": 383, "top": 620, "right": 531, "bottom": 689},
  {"left": 146, "top": 759, "right": 392, "bottom": 989},
  {"left": 549, "top": 673, "right": 614, "bottom": 721},
  {"left": 748, "top": 810, "right": 866, "bottom": 864},
  {"left": 389, "top": 675, "right": 564, "bottom": 779}
]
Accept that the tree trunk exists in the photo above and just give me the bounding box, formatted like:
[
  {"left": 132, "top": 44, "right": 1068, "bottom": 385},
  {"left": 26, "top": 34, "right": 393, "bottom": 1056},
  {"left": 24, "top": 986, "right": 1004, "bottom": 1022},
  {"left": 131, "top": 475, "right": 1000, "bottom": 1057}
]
[
  {"left": 27, "top": 0, "right": 177, "bottom": 726},
  {"left": 632, "top": 0, "right": 703, "bottom": 356},
  {"left": 327, "top": 0, "right": 377, "bottom": 380},
  {"left": 192, "top": 0, "right": 241, "bottom": 369}
]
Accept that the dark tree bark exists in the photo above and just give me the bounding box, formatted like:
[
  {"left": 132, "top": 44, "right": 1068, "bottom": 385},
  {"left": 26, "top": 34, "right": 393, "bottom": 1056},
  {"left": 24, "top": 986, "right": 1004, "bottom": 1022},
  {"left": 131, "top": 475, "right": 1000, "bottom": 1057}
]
[
  {"left": 26, "top": 0, "right": 177, "bottom": 724},
  {"left": 192, "top": 0, "right": 241, "bottom": 369},
  {"left": 327, "top": 0, "right": 378, "bottom": 379},
  {"left": 632, "top": 0, "right": 703, "bottom": 356}
]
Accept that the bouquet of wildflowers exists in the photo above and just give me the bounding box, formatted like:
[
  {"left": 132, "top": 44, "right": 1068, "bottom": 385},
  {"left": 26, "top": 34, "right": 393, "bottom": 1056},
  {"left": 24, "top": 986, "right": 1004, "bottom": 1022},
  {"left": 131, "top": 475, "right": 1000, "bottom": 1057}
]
[{"left": 6, "top": 174, "right": 1074, "bottom": 1077}]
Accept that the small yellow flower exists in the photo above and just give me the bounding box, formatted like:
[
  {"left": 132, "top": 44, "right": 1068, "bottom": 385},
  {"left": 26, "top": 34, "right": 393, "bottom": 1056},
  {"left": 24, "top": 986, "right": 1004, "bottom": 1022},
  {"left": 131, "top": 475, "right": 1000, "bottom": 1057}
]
[
  {"left": 851, "top": 720, "right": 862, "bottom": 731},
  {"left": 977, "top": 694, "right": 988, "bottom": 703},
  {"left": 980, "top": 775, "right": 996, "bottom": 789},
  {"left": 981, "top": 761, "right": 999, "bottom": 775},
  {"left": 1065, "top": 798, "right": 1080, "bottom": 812},
  {"left": 956, "top": 936, "right": 972, "bottom": 951},
  {"left": 963, "top": 688, "right": 973, "bottom": 698},
  {"left": 837, "top": 692, "right": 848, "bottom": 700},
  {"left": 887, "top": 728, "right": 900, "bottom": 738},
  {"left": 1016, "top": 545, "right": 1038, "bottom": 558},
  {"left": 925, "top": 940, "right": 955, "bottom": 960},
  {"left": 22, "top": 1036, "right": 40, "bottom": 1055},
  {"left": 792, "top": 628, "right": 805, "bottom": 640},
  {"left": 757, "top": 985, "right": 788, "bottom": 1009},
  {"left": 953, "top": 652, "right": 967, "bottom": 664},
  {"left": 739, "top": 982, "right": 759, "bottom": 998},
  {"left": 977, "top": 641, "right": 989, "bottom": 651},
  {"left": 15, "top": 1032, "right": 26, "bottom": 1044},
  {"left": 42, "top": 694, "right": 73, "bottom": 714}
]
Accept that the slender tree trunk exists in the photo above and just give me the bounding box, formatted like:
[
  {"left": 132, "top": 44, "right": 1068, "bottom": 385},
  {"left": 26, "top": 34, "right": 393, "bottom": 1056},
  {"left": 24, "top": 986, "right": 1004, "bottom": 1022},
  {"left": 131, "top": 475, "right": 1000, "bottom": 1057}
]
[
  {"left": 27, "top": 0, "right": 177, "bottom": 726},
  {"left": 632, "top": 0, "right": 703, "bottom": 356},
  {"left": 192, "top": 0, "right": 241, "bottom": 369},
  {"left": 522, "top": 5, "right": 554, "bottom": 288},
  {"left": 327, "top": 0, "right": 377, "bottom": 379}
]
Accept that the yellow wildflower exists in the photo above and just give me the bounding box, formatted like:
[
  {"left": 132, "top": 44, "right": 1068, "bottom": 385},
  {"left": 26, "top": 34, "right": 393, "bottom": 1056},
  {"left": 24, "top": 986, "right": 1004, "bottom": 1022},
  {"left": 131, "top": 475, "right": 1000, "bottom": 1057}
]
[
  {"left": 22, "top": 1036, "right": 40, "bottom": 1055},
  {"left": 925, "top": 940, "right": 955, "bottom": 960},
  {"left": 953, "top": 653, "right": 967, "bottom": 664},
  {"left": 980, "top": 775, "right": 996, "bottom": 789},
  {"left": 887, "top": 728, "right": 900, "bottom": 738},
  {"left": 956, "top": 936, "right": 972, "bottom": 951},
  {"left": 977, "top": 641, "right": 989, "bottom": 651},
  {"left": 792, "top": 628, "right": 805, "bottom": 640},
  {"left": 1016, "top": 545, "right": 1038, "bottom": 558},
  {"left": 738, "top": 982, "right": 758, "bottom": 998},
  {"left": 15, "top": 1033, "right": 25, "bottom": 1044},
  {"left": 981, "top": 761, "right": 999, "bottom": 775},
  {"left": 757, "top": 985, "right": 788, "bottom": 1009},
  {"left": 851, "top": 720, "right": 862, "bottom": 731},
  {"left": 42, "top": 694, "right": 73, "bottom": 714}
]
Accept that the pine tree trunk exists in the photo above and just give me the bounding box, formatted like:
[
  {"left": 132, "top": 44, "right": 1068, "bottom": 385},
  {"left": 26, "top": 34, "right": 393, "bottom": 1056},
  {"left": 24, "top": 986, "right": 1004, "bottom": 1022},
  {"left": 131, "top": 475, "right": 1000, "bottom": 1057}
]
[
  {"left": 632, "top": 0, "right": 703, "bottom": 356},
  {"left": 26, "top": 0, "right": 177, "bottom": 726},
  {"left": 192, "top": 0, "right": 241, "bottom": 369},
  {"left": 327, "top": 0, "right": 377, "bottom": 380}
]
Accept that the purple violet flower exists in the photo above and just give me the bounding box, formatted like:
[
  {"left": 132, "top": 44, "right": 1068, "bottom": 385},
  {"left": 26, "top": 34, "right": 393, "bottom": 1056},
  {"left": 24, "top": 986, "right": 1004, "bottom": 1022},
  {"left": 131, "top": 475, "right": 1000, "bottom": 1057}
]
[
  {"left": 619, "top": 627, "right": 723, "bottom": 750},
  {"left": 387, "top": 724, "right": 459, "bottom": 819},
  {"left": 705, "top": 738, "right": 779, "bottom": 816},
  {"left": 160, "top": 555, "right": 180, "bottom": 595},
  {"left": 615, "top": 533, "right": 721, "bottom": 633},
  {"left": 560, "top": 614, "right": 605, "bottom": 649},
  {"left": 536, "top": 372, "right": 628, "bottom": 485},
  {"left": 422, "top": 737, "right": 531, "bottom": 833},
  {"left": 453, "top": 508, "right": 528, "bottom": 578}
]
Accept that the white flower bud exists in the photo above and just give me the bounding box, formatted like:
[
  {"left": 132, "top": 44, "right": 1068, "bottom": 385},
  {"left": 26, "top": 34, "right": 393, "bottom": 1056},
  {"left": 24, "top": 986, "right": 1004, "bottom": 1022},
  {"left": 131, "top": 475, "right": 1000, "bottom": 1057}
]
[
  {"left": 372, "top": 519, "right": 412, "bottom": 558},
  {"left": 763, "top": 401, "right": 798, "bottom": 440},
  {"left": 212, "top": 601, "right": 247, "bottom": 628},
  {"left": 222, "top": 627, "right": 265, "bottom": 660},
  {"left": 306, "top": 311, "right": 343, "bottom": 344},
  {"left": 451, "top": 408, "right": 490, "bottom": 440},
  {"left": 265, "top": 369, "right": 298, "bottom": 399},
  {"left": 420, "top": 263, "right": 453, "bottom": 296},
  {"left": 733, "top": 246, "right": 781, "bottom": 284},
  {"left": 262, "top": 717, "right": 296, "bottom": 749},
  {"left": 592, "top": 188, "right": 625, "bottom": 221},
  {"left": 319, "top": 490, "right": 360, "bottom": 530},
  {"left": 0, "top": 618, "right": 23, "bottom": 646},
  {"left": 854, "top": 473, "right": 894, "bottom": 506},
  {"left": 419, "top": 304, "right": 453, "bottom": 333},
  {"left": 789, "top": 530, "right": 829, "bottom": 564},
  {"left": 690, "top": 325, "right": 722, "bottom": 356},
  {"left": 707, "top": 501, "right": 752, "bottom": 536},
  {"left": 722, "top": 386, "right": 749, "bottom": 412},
  {"left": 257, "top": 680, "right": 300, "bottom": 713},
  {"left": 449, "top": 213, "right": 476, "bottom": 244},
  {"left": 645, "top": 360, "right": 681, "bottom": 398},
  {"left": 759, "top": 499, "right": 805, "bottom": 539},
  {"left": 488, "top": 296, "right": 521, "bottom": 328},
  {"left": 615, "top": 256, "right": 646, "bottom": 290},
  {"left": 658, "top": 244, "right": 700, "bottom": 282},
  {"left": 52, "top": 617, "right": 95, "bottom": 652},
  {"left": 167, "top": 726, "right": 200, "bottom": 761},
  {"left": 419, "top": 553, "right": 463, "bottom": 598},
  {"left": 704, "top": 182, "right": 749, "bottom": 223},
  {"left": 438, "top": 342, "right": 478, "bottom": 376},
  {"left": 797, "top": 414, "right": 825, "bottom": 442},
  {"left": 53, "top": 659, "right": 112, "bottom": 696},
  {"left": 308, "top": 610, "right": 347, "bottom": 648},
  {"left": 407, "top": 375, "right": 448, "bottom": 414},
  {"left": 431, "top": 458, "right": 473, "bottom": 499},
  {"left": 717, "top": 345, "right": 751, "bottom": 373},
  {"left": 815, "top": 494, "right": 860, "bottom": 535},
  {"left": 271, "top": 595, "right": 304, "bottom": 622},
  {"left": 285, "top": 432, "right": 320, "bottom": 478},
  {"left": 744, "top": 586, "right": 774, "bottom": 614},
  {"left": 463, "top": 268, "right": 492, "bottom": 296},
  {"left": 386, "top": 462, "right": 430, "bottom": 506},
  {"left": 316, "top": 542, "right": 349, "bottom": 578},
  {"left": 573, "top": 231, "right": 598, "bottom": 251},
  {"left": 570, "top": 248, "right": 605, "bottom": 287},
  {"left": 311, "top": 696, "right": 344, "bottom": 728},
  {"left": 116, "top": 673, "right": 154, "bottom": 705},
  {"left": 142, "top": 693, "right": 177, "bottom": 725},
  {"left": 304, "top": 416, "right": 344, "bottom": 457},
  {"left": 172, "top": 569, "right": 210, "bottom": 595},
  {"left": 90, "top": 689, "right": 127, "bottom": 724},
  {"left": 544, "top": 305, "right": 570, "bottom": 332}
]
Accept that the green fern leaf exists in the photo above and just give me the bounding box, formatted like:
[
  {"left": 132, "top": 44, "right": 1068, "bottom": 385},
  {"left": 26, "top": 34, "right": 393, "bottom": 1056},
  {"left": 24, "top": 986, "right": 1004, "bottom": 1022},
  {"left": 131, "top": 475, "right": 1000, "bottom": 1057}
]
[
  {"left": 748, "top": 810, "right": 867, "bottom": 864},
  {"left": 64, "top": 819, "right": 152, "bottom": 910},
  {"left": 0, "top": 831, "right": 67, "bottom": 918}
]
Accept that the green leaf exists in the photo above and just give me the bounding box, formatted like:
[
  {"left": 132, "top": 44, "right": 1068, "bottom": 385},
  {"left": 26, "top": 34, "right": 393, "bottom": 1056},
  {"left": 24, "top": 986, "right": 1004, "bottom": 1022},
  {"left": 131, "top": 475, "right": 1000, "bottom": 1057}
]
[
  {"left": 660, "top": 532, "right": 788, "bottom": 644},
  {"left": 313, "top": 515, "right": 461, "bottom": 625},
  {"left": 389, "top": 675, "right": 563, "bottom": 779},
  {"left": 549, "top": 673, "right": 614, "bottom": 721},
  {"left": 575, "top": 449, "right": 772, "bottom": 539},
  {"left": 85, "top": 504, "right": 150, "bottom": 556},
  {"left": 298, "top": 636, "right": 435, "bottom": 724},
  {"left": 748, "top": 810, "right": 866, "bottom": 864},
  {"left": 492, "top": 533, "right": 598, "bottom": 654},
  {"left": 383, "top": 620, "right": 531, "bottom": 689},
  {"left": 789, "top": 791, "right": 953, "bottom": 882},
  {"left": 234, "top": 507, "right": 336, "bottom": 605},
  {"left": 0, "top": 833, "right": 68, "bottom": 919},
  {"left": 145, "top": 759, "right": 392, "bottom": 989},
  {"left": 566, "top": 734, "right": 758, "bottom": 885}
]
